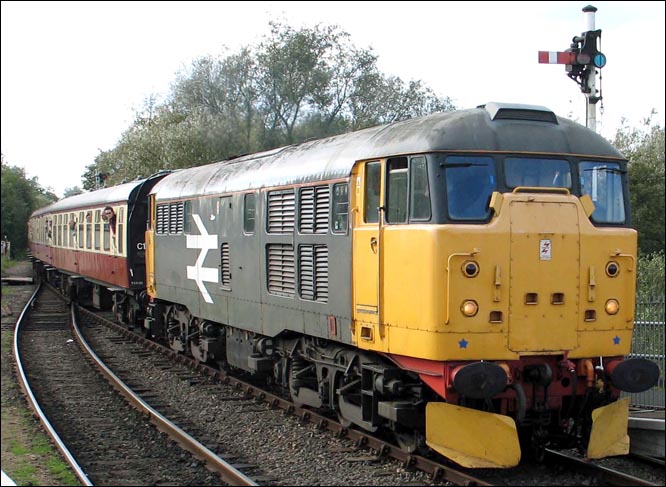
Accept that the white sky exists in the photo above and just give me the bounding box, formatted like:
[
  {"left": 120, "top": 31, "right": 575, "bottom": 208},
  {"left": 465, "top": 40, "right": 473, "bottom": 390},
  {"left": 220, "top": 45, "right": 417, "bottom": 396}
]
[{"left": 2, "top": 1, "right": 664, "bottom": 198}]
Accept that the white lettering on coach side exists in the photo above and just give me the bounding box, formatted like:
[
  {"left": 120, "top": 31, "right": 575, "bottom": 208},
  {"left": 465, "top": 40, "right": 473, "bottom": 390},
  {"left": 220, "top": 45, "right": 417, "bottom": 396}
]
[{"left": 186, "top": 214, "right": 218, "bottom": 303}]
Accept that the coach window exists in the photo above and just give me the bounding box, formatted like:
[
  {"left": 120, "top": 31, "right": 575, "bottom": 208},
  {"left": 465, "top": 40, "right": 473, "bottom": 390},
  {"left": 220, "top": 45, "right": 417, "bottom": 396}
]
[
  {"left": 62, "top": 214, "right": 68, "bottom": 248},
  {"left": 78, "top": 212, "right": 85, "bottom": 248},
  {"left": 244, "top": 193, "right": 256, "bottom": 234},
  {"left": 59, "top": 215, "right": 64, "bottom": 247},
  {"left": 56, "top": 215, "right": 61, "bottom": 247},
  {"left": 103, "top": 213, "right": 111, "bottom": 251},
  {"left": 444, "top": 156, "right": 496, "bottom": 221},
  {"left": 332, "top": 183, "right": 349, "bottom": 234},
  {"left": 364, "top": 162, "right": 381, "bottom": 223},
  {"left": 70, "top": 213, "right": 77, "bottom": 247},
  {"left": 94, "top": 210, "right": 101, "bottom": 250},
  {"left": 85, "top": 211, "right": 93, "bottom": 249},
  {"left": 117, "top": 207, "right": 124, "bottom": 254},
  {"left": 386, "top": 157, "right": 408, "bottom": 223},
  {"left": 410, "top": 156, "right": 431, "bottom": 220}
]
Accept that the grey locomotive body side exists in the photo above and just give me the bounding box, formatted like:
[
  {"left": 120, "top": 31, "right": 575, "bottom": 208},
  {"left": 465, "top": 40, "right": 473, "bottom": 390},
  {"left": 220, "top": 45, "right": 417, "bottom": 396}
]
[{"left": 152, "top": 184, "right": 353, "bottom": 345}]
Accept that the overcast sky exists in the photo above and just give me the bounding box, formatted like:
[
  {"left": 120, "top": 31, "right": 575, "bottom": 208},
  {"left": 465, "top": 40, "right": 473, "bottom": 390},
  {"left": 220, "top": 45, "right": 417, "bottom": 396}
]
[{"left": 2, "top": 1, "right": 664, "bottom": 197}]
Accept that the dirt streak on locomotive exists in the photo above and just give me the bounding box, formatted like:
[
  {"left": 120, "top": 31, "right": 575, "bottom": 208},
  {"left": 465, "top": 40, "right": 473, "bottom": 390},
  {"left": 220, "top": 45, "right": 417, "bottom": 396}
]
[{"left": 29, "top": 103, "right": 660, "bottom": 468}]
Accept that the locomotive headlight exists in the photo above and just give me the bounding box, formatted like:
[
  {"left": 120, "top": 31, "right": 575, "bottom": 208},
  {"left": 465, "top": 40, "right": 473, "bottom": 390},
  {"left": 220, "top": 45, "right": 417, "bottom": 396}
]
[
  {"left": 605, "top": 299, "right": 620, "bottom": 315},
  {"left": 461, "top": 300, "right": 479, "bottom": 317}
]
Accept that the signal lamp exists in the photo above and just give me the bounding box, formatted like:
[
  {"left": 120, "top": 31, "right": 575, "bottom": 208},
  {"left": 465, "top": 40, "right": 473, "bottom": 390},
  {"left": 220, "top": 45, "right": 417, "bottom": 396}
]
[
  {"left": 605, "top": 299, "right": 620, "bottom": 315},
  {"left": 461, "top": 300, "right": 479, "bottom": 317},
  {"left": 576, "top": 53, "right": 591, "bottom": 65}
]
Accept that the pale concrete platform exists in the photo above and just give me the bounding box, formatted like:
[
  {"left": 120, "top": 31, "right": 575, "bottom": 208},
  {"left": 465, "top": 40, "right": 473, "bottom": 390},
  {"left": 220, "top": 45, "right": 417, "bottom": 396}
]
[{"left": 629, "top": 408, "right": 665, "bottom": 458}]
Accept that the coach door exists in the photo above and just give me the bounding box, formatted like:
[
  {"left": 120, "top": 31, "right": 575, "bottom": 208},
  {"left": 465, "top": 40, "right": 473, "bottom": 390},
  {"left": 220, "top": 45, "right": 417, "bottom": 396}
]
[{"left": 352, "top": 160, "right": 384, "bottom": 348}]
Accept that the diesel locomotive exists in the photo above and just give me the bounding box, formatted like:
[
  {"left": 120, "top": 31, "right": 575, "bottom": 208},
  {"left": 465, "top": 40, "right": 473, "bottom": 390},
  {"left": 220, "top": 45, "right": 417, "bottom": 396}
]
[{"left": 29, "top": 102, "right": 660, "bottom": 468}]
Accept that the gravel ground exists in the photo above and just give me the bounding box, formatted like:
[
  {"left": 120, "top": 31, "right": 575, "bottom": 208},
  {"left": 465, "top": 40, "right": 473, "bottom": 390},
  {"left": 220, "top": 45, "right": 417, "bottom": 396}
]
[
  {"left": 80, "top": 322, "right": 439, "bottom": 486},
  {"left": 1, "top": 262, "right": 76, "bottom": 486}
]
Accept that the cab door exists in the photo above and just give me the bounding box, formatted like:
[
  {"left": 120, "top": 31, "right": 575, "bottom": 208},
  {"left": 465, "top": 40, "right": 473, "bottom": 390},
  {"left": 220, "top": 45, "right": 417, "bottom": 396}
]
[{"left": 352, "top": 161, "right": 383, "bottom": 346}]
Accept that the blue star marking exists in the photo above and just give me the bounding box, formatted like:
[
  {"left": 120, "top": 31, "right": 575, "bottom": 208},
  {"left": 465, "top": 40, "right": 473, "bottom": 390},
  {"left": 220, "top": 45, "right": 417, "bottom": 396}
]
[
  {"left": 458, "top": 338, "right": 468, "bottom": 349},
  {"left": 613, "top": 335, "right": 621, "bottom": 345}
]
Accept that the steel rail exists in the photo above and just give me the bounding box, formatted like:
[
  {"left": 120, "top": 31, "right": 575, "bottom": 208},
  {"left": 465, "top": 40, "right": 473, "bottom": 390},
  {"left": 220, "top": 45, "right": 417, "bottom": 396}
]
[
  {"left": 545, "top": 449, "right": 662, "bottom": 486},
  {"left": 13, "top": 282, "right": 93, "bottom": 486},
  {"left": 73, "top": 305, "right": 258, "bottom": 486}
]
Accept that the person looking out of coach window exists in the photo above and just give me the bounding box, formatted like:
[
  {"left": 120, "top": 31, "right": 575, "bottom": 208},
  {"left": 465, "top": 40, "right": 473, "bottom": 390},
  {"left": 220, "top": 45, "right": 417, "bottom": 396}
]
[{"left": 103, "top": 206, "right": 117, "bottom": 235}]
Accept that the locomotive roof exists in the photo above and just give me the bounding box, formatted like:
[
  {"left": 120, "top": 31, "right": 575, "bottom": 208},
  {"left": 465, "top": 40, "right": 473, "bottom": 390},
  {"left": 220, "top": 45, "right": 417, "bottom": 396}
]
[
  {"left": 149, "top": 102, "right": 624, "bottom": 201},
  {"left": 31, "top": 178, "right": 149, "bottom": 218}
]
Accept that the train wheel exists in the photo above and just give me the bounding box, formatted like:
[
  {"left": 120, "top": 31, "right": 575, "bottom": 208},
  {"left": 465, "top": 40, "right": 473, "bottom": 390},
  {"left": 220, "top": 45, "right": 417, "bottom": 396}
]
[
  {"left": 127, "top": 307, "right": 136, "bottom": 328},
  {"left": 189, "top": 318, "right": 208, "bottom": 362},
  {"left": 165, "top": 307, "right": 185, "bottom": 353},
  {"left": 336, "top": 400, "right": 353, "bottom": 428},
  {"left": 394, "top": 430, "right": 425, "bottom": 454},
  {"left": 334, "top": 375, "right": 354, "bottom": 427},
  {"left": 190, "top": 341, "right": 208, "bottom": 362}
]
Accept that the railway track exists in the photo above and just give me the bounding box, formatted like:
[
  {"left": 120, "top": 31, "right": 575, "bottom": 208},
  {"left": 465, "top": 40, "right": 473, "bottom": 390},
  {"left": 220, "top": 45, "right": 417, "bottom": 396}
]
[
  {"left": 13, "top": 282, "right": 257, "bottom": 486},
  {"left": 11, "top": 278, "right": 665, "bottom": 486},
  {"left": 74, "top": 293, "right": 665, "bottom": 486}
]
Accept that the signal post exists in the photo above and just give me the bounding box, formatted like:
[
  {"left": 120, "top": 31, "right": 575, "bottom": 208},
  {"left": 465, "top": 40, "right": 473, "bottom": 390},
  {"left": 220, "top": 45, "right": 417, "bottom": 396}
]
[{"left": 539, "top": 5, "right": 606, "bottom": 133}]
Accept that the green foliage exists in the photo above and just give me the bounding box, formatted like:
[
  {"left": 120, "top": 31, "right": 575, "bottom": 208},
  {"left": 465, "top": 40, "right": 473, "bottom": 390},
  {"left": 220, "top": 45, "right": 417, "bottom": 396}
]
[
  {"left": 612, "top": 115, "right": 665, "bottom": 255},
  {"left": 1, "top": 154, "right": 57, "bottom": 254},
  {"left": 1, "top": 255, "right": 17, "bottom": 276},
  {"left": 63, "top": 186, "right": 84, "bottom": 197},
  {"left": 87, "top": 20, "right": 455, "bottom": 188},
  {"left": 636, "top": 251, "right": 665, "bottom": 301}
]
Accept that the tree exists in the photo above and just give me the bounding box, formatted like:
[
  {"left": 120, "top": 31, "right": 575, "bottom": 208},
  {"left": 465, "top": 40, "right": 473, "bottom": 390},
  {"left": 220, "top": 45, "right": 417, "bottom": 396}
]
[
  {"left": 85, "top": 20, "right": 455, "bottom": 185},
  {"left": 613, "top": 114, "right": 665, "bottom": 255},
  {"left": 348, "top": 75, "right": 454, "bottom": 129},
  {"left": 256, "top": 21, "right": 338, "bottom": 145},
  {"left": 63, "top": 186, "right": 84, "bottom": 198},
  {"left": 1, "top": 154, "right": 57, "bottom": 255}
]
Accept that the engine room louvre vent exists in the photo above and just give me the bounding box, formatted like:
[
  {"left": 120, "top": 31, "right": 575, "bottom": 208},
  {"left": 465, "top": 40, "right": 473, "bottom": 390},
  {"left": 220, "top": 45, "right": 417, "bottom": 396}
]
[
  {"left": 267, "top": 243, "right": 295, "bottom": 297},
  {"left": 299, "top": 244, "right": 329, "bottom": 302},
  {"left": 156, "top": 201, "right": 184, "bottom": 235},
  {"left": 220, "top": 242, "right": 231, "bottom": 288},
  {"left": 299, "top": 185, "right": 330, "bottom": 234},
  {"left": 481, "top": 102, "right": 558, "bottom": 124},
  {"left": 267, "top": 190, "right": 295, "bottom": 233}
]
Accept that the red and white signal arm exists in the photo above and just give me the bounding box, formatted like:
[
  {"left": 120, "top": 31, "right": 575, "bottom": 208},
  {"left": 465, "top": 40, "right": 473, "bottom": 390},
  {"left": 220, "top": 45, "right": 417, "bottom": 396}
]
[{"left": 538, "top": 51, "right": 575, "bottom": 65}]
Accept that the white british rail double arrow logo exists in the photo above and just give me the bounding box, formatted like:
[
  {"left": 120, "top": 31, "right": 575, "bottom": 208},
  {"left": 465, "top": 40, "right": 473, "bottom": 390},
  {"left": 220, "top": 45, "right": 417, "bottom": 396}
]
[{"left": 186, "top": 214, "right": 218, "bottom": 303}]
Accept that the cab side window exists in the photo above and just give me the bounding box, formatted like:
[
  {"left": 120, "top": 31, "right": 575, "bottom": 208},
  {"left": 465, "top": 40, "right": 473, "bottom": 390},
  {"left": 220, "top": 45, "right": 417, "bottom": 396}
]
[
  {"left": 364, "top": 162, "right": 381, "bottom": 223},
  {"left": 386, "top": 157, "right": 408, "bottom": 223}
]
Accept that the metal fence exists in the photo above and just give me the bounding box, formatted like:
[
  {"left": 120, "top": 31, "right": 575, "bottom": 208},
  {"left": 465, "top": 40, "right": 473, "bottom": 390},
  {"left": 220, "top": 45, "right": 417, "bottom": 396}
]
[{"left": 623, "top": 298, "right": 665, "bottom": 409}]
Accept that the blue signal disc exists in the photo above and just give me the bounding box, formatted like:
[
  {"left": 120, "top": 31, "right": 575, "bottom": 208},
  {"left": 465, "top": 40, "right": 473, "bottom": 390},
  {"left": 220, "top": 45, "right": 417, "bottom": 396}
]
[{"left": 594, "top": 53, "right": 607, "bottom": 68}]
